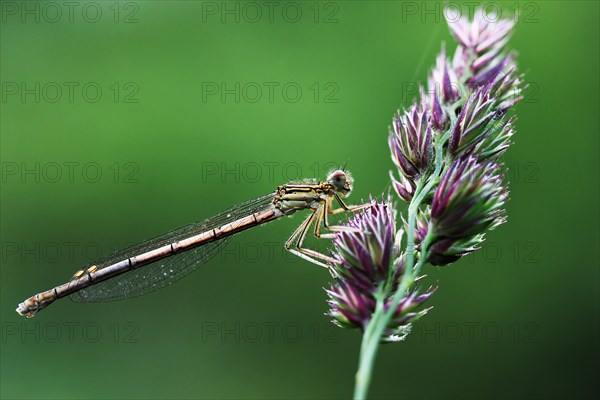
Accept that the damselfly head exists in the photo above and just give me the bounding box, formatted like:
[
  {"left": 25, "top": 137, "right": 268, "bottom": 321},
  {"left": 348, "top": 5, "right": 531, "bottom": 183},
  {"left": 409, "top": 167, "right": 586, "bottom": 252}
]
[{"left": 327, "top": 169, "right": 353, "bottom": 196}]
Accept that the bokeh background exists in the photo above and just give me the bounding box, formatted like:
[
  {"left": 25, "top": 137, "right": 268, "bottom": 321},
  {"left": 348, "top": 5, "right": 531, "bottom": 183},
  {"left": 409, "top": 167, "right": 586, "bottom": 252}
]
[{"left": 1, "top": 1, "right": 598, "bottom": 399}]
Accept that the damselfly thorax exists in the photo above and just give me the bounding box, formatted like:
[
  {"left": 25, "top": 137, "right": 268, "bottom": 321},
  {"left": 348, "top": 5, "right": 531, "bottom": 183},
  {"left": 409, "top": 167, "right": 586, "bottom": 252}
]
[{"left": 16, "top": 169, "right": 370, "bottom": 317}]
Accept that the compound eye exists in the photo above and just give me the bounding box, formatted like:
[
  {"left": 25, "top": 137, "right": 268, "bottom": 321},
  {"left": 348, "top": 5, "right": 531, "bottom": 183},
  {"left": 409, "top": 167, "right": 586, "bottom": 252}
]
[{"left": 330, "top": 170, "right": 346, "bottom": 189}]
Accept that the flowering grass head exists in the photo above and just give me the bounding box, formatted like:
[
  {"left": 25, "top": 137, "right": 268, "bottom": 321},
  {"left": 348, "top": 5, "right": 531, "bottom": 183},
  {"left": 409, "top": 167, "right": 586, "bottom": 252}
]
[
  {"left": 431, "top": 156, "right": 508, "bottom": 239},
  {"left": 448, "top": 9, "right": 516, "bottom": 88},
  {"left": 389, "top": 102, "right": 434, "bottom": 202},
  {"left": 330, "top": 200, "right": 397, "bottom": 289},
  {"left": 327, "top": 8, "right": 524, "bottom": 398},
  {"left": 326, "top": 200, "right": 435, "bottom": 339},
  {"left": 409, "top": 157, "right": 508, "bottom": 266}
]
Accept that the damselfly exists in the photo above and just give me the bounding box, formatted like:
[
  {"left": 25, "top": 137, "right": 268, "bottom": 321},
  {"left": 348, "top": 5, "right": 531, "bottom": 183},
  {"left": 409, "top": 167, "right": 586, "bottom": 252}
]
[{"left": 16, "top": 169, "right": 370, "bottom": 317}]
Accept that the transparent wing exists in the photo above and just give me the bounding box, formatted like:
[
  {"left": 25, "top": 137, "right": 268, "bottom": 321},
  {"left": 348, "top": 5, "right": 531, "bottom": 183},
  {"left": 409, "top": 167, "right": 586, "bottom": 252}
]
[{"left": 70, "top": 192, "right": 276, "bottom": 302}]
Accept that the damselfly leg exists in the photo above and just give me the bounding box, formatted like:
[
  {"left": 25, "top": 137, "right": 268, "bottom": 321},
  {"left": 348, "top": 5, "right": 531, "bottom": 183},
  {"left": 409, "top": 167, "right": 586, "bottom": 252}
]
[
  {"left": 285, "top": 196, "right": 373, "bottom": 271},
  {"left": 318, "top": 194, "right": 373, "bottom": 238}
]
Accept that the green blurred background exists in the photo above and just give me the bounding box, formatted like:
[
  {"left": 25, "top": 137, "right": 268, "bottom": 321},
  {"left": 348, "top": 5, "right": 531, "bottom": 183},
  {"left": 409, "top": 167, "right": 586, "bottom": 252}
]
[{"left": 1, "top": 1, "right": 598, "bottom": 399}]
